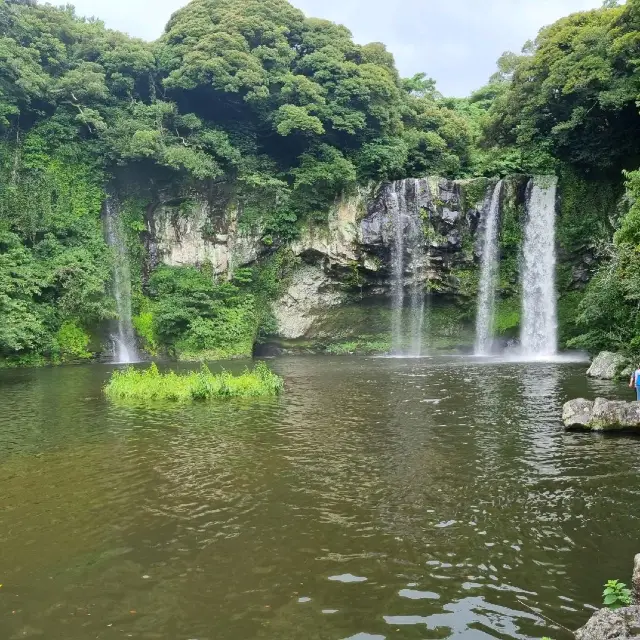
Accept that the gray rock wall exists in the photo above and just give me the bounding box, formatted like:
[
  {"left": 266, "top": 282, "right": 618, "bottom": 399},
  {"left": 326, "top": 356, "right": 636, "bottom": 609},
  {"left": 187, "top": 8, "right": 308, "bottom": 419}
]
[{"left": 148, "top": 176, "right": 530, "bottom": 340}]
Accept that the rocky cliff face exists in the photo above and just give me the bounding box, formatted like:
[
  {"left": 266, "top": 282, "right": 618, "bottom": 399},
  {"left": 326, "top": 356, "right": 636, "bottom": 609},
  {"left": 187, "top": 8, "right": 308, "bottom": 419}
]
[
  {"left": 151, "top": 199, "right": 262, "bottom": 276},
  {"left": 147, "top": 175, "right": 530, "bottom": 347}
]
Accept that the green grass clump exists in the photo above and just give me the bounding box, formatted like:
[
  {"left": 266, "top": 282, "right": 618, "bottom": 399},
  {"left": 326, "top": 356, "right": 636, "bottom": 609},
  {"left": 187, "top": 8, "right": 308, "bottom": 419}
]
[
  {"left": 104, "top": 362, "right": 283, "bottom": 403},
  {"left": 325, "top": 339, "right": 390, "bottom": 355}
]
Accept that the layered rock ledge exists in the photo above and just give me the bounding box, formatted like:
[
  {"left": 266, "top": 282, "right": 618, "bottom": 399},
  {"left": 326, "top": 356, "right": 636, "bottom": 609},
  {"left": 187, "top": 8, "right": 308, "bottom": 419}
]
[{"left": 563, "top": 398, "right": 640, "bottom": 431}]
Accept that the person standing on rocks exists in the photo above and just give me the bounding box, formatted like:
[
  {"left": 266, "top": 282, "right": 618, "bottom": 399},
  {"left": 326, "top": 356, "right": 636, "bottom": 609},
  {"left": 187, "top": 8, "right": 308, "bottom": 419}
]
[{"left": 628, "top": 365, "right": 640, "bottom": 400}]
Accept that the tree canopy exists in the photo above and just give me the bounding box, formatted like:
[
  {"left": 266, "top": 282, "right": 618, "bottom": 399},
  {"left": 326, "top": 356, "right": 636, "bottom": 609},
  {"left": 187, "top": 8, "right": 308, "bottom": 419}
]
[
  {"left": 0, "top": 0, "right": 475, "bottom": 364},
  {"left": 4, "top": 0, "right": 640, "bottom": 363}
]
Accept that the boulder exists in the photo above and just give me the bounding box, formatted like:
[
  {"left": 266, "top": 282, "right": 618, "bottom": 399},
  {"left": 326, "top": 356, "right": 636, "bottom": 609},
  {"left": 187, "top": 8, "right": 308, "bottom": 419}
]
[
  {"left": 575, "top": 555, "right": 640, "bottom": 640},
  {"left": 587, "top": 351, "right": 630, "bottom": 380},
  {"left": 563, "top": 397, "right": 640, "bottom": 431},
  {"left": 575, "top": 606, "right": 640, "bottom": 640},
  {"left": 563, "top": 398, "right": 595, "bottom": 429}
]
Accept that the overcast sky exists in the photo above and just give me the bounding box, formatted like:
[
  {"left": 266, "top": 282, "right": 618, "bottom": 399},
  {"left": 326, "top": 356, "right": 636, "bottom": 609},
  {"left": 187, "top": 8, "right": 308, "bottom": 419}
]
[{"left": 68, "top": 0, "right": 606, "bottom": 96}]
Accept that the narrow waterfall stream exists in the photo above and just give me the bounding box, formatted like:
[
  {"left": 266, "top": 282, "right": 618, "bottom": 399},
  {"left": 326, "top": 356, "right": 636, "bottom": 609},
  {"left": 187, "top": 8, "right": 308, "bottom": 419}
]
[
  {"left": 389, "top": 179, "right": 427, "bottom": 356},
  {"left": 104, "top": 197, "right": 140, "bottom": 364},
  {"left": 408, "top": 179, "right": 426, "bottom": 357},
  {"left": 521, "top": 176, "right": 558, "bottom": 357},
  {"left": 389, "top": 183, "right": 406, "bottom": 355},
  {"left": 474, "top": 180, "right": 503, "bottom": 355}
]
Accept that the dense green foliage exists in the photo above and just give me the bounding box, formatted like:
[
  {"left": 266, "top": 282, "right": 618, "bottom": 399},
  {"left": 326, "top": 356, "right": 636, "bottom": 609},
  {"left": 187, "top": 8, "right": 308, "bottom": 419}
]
[
  {"left": 0, "top": 0, "right": 478, "bottom": 364},
  {"left": 104, "top": 361, "right": 283, "bottom": 402},
  {"left": 5, "top": 0, "right": 640, "bottom": 361}
]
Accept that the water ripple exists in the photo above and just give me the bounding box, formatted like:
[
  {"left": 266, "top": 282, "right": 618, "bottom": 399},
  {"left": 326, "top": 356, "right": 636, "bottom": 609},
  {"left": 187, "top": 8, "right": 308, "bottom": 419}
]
[{"left": 1, "top": 357, "right": 638, "bottom": 639}]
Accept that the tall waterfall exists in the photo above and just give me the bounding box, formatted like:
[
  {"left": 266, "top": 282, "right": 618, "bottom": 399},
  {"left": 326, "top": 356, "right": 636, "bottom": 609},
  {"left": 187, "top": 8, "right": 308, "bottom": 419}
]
[
  {"left": 390, "top": 183, "right": 405, "bottom": 355},
  {"left": 104, "top": 197, "right": 140, "bottom": 364},
  {"left": 474, "top": 180, "right": 503, "bottom": 355},
  {"left": 521, "top": 176, "right": 558, "bottom": 357},
  {"left": 389, "top": 179, "right": 427, "bottom": 356}
]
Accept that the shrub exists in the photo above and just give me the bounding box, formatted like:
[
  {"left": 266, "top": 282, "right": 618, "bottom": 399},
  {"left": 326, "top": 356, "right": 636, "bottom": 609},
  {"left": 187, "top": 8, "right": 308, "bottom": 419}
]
[
  {"left": 325, "top": 339, "right": 390, "bottom": 355},
  {"left": 602, "top": 580, "right": 632, "bottom": 610},
  {"left": 494, "top": 298, "right": 520, "bottom": 336},
  {"left": 53, "top": 321, "right": 92, "bottom": 362},
  {"left": 133, "top": 311, "right": 158, "bottom": 354},
  {"left": 104, "top": 361, "right": 284, "bottom": 403}
]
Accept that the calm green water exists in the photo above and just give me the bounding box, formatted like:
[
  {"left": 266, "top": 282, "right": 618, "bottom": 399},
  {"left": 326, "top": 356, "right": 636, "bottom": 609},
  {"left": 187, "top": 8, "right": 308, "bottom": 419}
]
[{"left": 1, "top": 356, "right": 639, "bottom": 640}]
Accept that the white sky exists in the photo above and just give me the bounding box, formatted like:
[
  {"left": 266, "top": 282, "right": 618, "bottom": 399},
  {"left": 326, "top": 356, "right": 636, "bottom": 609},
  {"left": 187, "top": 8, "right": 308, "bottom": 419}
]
[{"left": 66, "top": 0, "right": 607, "bottom": 96}]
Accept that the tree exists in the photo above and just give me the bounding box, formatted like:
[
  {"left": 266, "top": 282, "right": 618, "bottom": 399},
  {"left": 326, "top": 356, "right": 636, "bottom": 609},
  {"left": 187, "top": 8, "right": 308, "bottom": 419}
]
[{"left": 484, "top": 1, "right": 640, "bottom": 175}]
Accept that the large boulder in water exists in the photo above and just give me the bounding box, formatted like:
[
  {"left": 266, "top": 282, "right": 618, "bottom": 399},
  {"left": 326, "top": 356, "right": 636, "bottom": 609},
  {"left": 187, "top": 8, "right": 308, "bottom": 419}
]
[
  {"left": 575, "top": 606, "right": 640, "bottom": 640},
  {"left": 563, "top": 398, "right": 640, "bottom": 431},
  {"left": 587, "top": 351, "right": 630, "bottom": 380},
  {"left": 563, "top": 399, "right": 595, "bottom": 429}
]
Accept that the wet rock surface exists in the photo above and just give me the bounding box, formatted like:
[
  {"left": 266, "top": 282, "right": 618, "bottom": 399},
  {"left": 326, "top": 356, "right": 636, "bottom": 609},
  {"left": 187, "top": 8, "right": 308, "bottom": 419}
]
[
  {"left": 563, "top": 397, "right": 640, "bottom": 431},
  {"left": 576, "top": 606, "right": 640, "bottom": 640},
  {"left": 587, "top": 351, "right": 630, "bottom": 380}
]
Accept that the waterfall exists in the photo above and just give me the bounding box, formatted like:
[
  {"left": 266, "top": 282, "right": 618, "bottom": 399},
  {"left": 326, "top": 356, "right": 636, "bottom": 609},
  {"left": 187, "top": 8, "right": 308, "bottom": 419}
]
[
  {"left": 408, "top": 180, "right": 426, "bottom": 357},
  {"left": 104, "top": 196, "right": 140, "bottom": 364},
  {"left": 520, "top": 176, "right": 558, "bottom": 357},
  {"left": 474, "top": 180, "right": 503, "bottom": 355},
  {"left": 389, "top": 179, "right": 427, "bottom": 357},
  {"left": 389, "top": 183, "right": 405, "bottom": 355}
]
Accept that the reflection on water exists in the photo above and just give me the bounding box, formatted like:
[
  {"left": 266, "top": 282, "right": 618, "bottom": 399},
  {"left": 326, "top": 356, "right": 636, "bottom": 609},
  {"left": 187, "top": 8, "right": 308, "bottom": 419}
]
[{"left": 1, "top": 356, "right": 639, "bottom": 640}]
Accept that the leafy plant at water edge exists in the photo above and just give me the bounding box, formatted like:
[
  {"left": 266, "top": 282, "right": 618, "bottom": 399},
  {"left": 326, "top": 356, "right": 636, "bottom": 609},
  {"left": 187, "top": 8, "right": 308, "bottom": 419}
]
[
  {"left": 104, "top": 361, "right": 284, "bottom": 403},
  {"left": 52, "top": 321, "right": 92, "bottom": 362},
  {"left": 602, "top": 580, "right": 632, "bottom": 610}
]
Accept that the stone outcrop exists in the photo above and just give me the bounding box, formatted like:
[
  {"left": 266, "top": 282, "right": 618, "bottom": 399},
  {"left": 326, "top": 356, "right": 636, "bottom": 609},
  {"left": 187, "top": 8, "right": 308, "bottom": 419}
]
[
  {"left": 563, "top": 397, "right": 640, "bottom": 431},
  {"left": 634, "top": 554, "right": 640, "bottom": 605},
  {"left": 587, "top": 351, "right": 630, "bottom": 380},
  {"left": 272, "top": 265, "right": 344, "bottom": 339},
  {"left": 147, "top": 176, "right": 530, "bottom": 342},
  {"left": 576, "top": 606, "right": 640, "bottom": 640},
  {"left": 575, "top": 555, "right": 640, "bottom": 640},
  {"left": 359, "top": 177, "right": 489, "bottom": 291},
  {"left": 153, "top": 200, "right": 261, "bottom": 276}
]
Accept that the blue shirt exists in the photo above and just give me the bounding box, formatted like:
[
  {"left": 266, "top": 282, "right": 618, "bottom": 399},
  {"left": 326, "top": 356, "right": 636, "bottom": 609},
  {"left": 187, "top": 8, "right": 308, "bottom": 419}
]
[{"left": 634, "top": 370, "right": 640, "bottom": 387}]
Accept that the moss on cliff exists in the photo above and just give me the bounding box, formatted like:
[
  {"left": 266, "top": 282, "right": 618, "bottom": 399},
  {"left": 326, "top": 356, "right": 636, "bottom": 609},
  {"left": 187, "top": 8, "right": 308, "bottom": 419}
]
[
  {"left": 273, "top": 298, "right": 475, "bottom": 354},
  {"left": 555, "top": 167, "right": 623, "bottom": 348},
  {"left": 460, "top": 177, "right": 492, "bottom": 212},
  {"left": 498, "top": 177, "right": 526, "bottom": 299}
]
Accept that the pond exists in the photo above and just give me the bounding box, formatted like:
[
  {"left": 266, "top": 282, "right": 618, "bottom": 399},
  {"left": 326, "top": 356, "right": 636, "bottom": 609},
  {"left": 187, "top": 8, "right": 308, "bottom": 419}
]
[{"left": 1, "top": 356, "right": 639, "bottom": 640}]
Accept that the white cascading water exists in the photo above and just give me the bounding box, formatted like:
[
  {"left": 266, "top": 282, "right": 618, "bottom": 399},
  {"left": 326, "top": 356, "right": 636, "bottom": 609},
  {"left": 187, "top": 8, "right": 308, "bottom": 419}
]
[
  {"left": 520, "top": 176, "right": 558, "bottom": 357},
  {"left": 389, "top": 179, "right": 427, "bottom": 356},
  {"left": 474, "top": 180, "right": 503, "bottom": 355},
  {"left": 408, "top": 179, "right": 427, "bottom": 357},
  {"left": 389, "top": 183, "right": 405, "bottom": 355},
  {"left": 104, "top": 197, "right": 140, "bottom": 364}
]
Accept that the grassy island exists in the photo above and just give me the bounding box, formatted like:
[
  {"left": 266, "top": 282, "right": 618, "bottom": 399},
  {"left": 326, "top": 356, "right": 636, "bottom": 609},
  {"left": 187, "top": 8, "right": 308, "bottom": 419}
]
[{"left": 104, "top": 362, "right": 283, "bottom": 402}]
